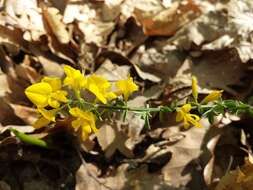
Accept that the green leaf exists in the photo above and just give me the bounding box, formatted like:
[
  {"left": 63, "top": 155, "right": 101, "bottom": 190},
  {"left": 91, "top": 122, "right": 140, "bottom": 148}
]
[
  {"left": 9, "top": 128, "right": 49, "bottom": 148},
  {"left": 122, "top": 109, "right": 128, "bottom": 122},
  {"left": 213, "top": 104, "right": 225, "bottom": 115},
  {"left": 207, "top": 112, "right": 214, "bottom": 124},
  {"left": 144, "top": 114, "right": 151, "bottom": 129}
]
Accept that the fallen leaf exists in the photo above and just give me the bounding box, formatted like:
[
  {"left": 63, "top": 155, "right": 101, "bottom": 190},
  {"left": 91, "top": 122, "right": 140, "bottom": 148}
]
[
  {"left": 42, "top": 7, "right": 70, "bottom": 44},
  {"left": 0, "top": 181, "right": 11, "bottom": 190},
  {"left": 162, "top": 125, "right": 209, "bottom": 188},
  {"left": 134, "top": 0, "right": 201, "bottom": 36},
  {"left": 97, "top": 122, "right": 134, "bottom": 158},
  {"left": 97, "top": 124, "right": 116, "bottom": 151},
  {"left": 9, "top": 104, "right": 37, "bottom": 125},
  {"left": 215, "top": 160, "right": 253, "bottom": 190},
  {"left": 75, "top": 163, "right": 104, "bottom": 190}
]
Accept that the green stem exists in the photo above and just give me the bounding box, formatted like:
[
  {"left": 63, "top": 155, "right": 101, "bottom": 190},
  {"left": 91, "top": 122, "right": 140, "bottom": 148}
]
[
  {"left": 97, "top": 105, "right": 163, "bottom": 113},
  {"left": 71, "top": 99, "right": 172, "bottom": 113}
]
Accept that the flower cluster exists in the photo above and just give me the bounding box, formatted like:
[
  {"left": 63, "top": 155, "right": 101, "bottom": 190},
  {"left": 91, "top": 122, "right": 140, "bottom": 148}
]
[
  {"left": 24, "top": 66, "right": 226, "bottom": 143},
  {"left": 25, "top": 65, "right": 138, "bottom": 140},
  {"left": 175, "top": 76, "right": 223, "bottom": 129}
]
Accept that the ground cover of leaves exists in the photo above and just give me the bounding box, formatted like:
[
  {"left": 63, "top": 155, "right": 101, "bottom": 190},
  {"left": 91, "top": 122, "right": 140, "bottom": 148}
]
[{"left": 0, "top": 0, "right": 253, "bottom": 189}]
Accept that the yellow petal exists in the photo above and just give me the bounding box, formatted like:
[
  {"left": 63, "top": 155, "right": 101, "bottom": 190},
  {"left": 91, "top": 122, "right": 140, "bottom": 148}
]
[
  {"left": 81, "top": 129, "right": 89, "bottom": 141},
  {"left": 187, "top": 117, "right": 203, "bottom": 128},
  {"left": 185, "top": 114, "right": 203, "bottom": 128},
  {"left": 48, "top": 98, "right": 60, "bottom": 108},
  {"left": 181, "top": 104, "right": 191, "bottom": 113},
  {"left": 80, "top": 111, "right": 96, "bottom": 123},
  {"left": 176, "top": 110, "right": 184, "bottom": 122},
  {"left": 64, "top": 65, "right": 76, "bottom": 76},
  {"left": 88, "top": 83, "right": 107, "bottom": 104},
  {"left": 38, "top": 108, "right": 57, "bottom": 122},
  {"left": 189, "top": 114, "right": 200, "bottom": 121},
  {"left": 42, "top": 77, "right": 61, "bottom": 91},
  {"left": 51, "top": 91, "right": 68, "bottom": 103},
  {"left": 69, "top": 107, "right": 80, "bottom": 117},
  {"left": 63, "top": 65, "right": 86, "bottom": 90},
  {"left": 82, "top": 122, "right": 92, "bottom": 134},
  {"left": 192, "top": 76, "right": 198, "bottom": 102},
  {"left": 116, "top": 76, "right": 138, "bottom": 101},
  {"left": 88, "top": 75, "right": 110, "bottom": 89},
  {"left": 25, "top": 82, "right": 52, "bottom": 107},
  {"left": 33, "top": 117, "right": 50, "bottom": 129},
  {"left": 105, "top": 92, "right": 117, "bottom": 100},
  {"left": 128, "top": 77, "right": 138, "bottom": 91},
  {"left": 183, "top": 118, "right": 190, "bottom": 129},
  {"left": 72, "top": 118, "right": 82, "bottom": 131},
  {"left": 201, "top": 90, "right": 223, "bottom": 104}
]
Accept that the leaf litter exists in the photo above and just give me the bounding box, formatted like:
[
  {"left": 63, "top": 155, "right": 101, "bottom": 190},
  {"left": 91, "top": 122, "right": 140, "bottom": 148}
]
[{"left": 0, "top": 0, "right": 252, "bottom": 189}]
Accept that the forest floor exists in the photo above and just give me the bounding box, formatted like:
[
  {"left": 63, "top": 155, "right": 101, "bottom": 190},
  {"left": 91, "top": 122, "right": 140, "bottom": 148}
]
[{"left": 0, "top": 0, "right": 253, "bottom": 190}]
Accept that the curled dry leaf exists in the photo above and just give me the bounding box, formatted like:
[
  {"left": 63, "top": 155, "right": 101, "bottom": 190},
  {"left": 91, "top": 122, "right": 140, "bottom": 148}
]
[
  {"left": 203, "top": 134, "right": 221, "bottom": 186},
  {"left": 9, "top": 104, "right": 37, "bottom": 125},
  {"left": 97, "top": 123, "right": 134, "bottom": 158},
  {"left": 42, "top": 7, "right": 70, "bottom": 44},
  {"left": 105, "top": 163, "right": 175, "bottom": 190},
  {"left": 162, "top": 125, "right": 209, "bottom": 188},
  {"left": 215, "top": 160, "right": 253, "bottom": 190},
  {"left": 134, "top": 0, "right": 201, "bottom": 36},
  {"left": 0, "top": 181, "right": 11, "bottom": 190},
  {"left": 75, "top": 163, "right": 104, "bottom": 190}
]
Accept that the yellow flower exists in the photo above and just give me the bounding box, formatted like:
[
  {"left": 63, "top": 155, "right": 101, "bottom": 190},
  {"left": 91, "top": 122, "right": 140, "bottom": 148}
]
[
  {"left": 69, "top": 107, "right": 97, "bottom": 140},
  {"left": 201, "top": 90, "right": 223, "bottom": 104},
  {"left": 33, "top": 108, "right": 58, "bottom": 129},
  {"left": 86, "top": 74, "right": 117, "bottom": 104},
  {"left": 63, "top": 65, "right": 86, "bottom": 94},
  {"left": 176, "top": 104, "right": 203, "bottom": 129},
  {"left": 25, "top": 77, "right": 68, "bottom": 108},
  {"left": 116, "top": 76, "right": 138, "bottom": 101},
  {"left": 192, "top": 76, "right": 198, "bottom": 102}
]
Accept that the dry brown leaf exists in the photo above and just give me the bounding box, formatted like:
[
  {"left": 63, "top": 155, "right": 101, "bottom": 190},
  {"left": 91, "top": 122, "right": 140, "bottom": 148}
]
[
  {"left": 49, "top": 0, "right": 69, "bottom": 14},
  {"left": 105, "top": 163, "right": 178, "bottom": 190},
  {"left": 120, "top": 0, "right": 164, "bottom": 23},
  {"left": 191, "top": 50, "right": 246, "bottom": 95},
  {"left": 162, "top": 125, "right": 209, "bottom": 188},
  {"left": 0, "top": 125, "right": 35, "bottom": 134},
  {"left": 4, "top": 0, "right": 45, "bottom": 41},
  {"left": 0, "top": 181, "right": 11, "bottom": 190},
  {"left": 9, "top": 104, "right": 37, "bottom": 125},
  {"left": 0, "top": 73, "right": 10, "bottom": 97},
  {"left": 97, "top": 122, "right": 134, "bottom": 158},
  {"left": 15, "top": 61, "right": 40, "bottom": 84},
  {"left": 215, "top": 160, "right": 253, "bottom": 190},
  {"left": 227, "top": 0, "right": 253, "bottom": 62},
  {"left": 63, "top": 2, "right": 96, "bottom": 24},
  {"left": 42, "top": 7, "right": 70, "bottom": 44},
  {"left": 95, "top": 59, "right": 130, "bottom": 81},
  {"left": 133, "top": 45, "right": 185, "bottom": 81},
  {"left": 75, "top": 163, "right": 105, "bottom": 190},
  {"left": 97, "top": 124, "right": 116, "bottom": 151},
  {"left": 134, "top": 0, "right": 201, "bottom": 36},
  {"left": 102, "top": 0, "right": 123, "bottom": 21},
  {"left": 0, "top": 98, "right": 23, "bottom": 125},
  {"left": 64, "top": 0, "right": 116, "bottom": 46},
  {"left": 203, "top": 134, "right": 221, "bottom": 186},
  {"left": 78, "top": 21, "right": 115, "bottom": 46},
  {"left": 41, "top": 5, "right": 78, "bottom": 64}
]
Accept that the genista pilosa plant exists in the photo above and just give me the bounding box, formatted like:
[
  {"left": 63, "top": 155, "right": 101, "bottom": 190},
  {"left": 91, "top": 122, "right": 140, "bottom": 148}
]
[{"left": 10, "top": 66, "right": 253, "bottom": 147}]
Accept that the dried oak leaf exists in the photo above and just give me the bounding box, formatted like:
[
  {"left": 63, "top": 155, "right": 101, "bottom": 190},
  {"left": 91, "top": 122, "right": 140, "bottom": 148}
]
[
  {"left": 215, "top": 160, "right": 253, "bottom": 190},
  {"left": 162, "top": 125, "right": 209, "bottom": 188},
  {"left": 134, "top": 0, "right": 201, "bottom": 36},
  {"left": 42, "top": 6, "right": 70, "bottom": 44},
  {"left": 97, "top": 123, "right": 134, "bottom": 158}
]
